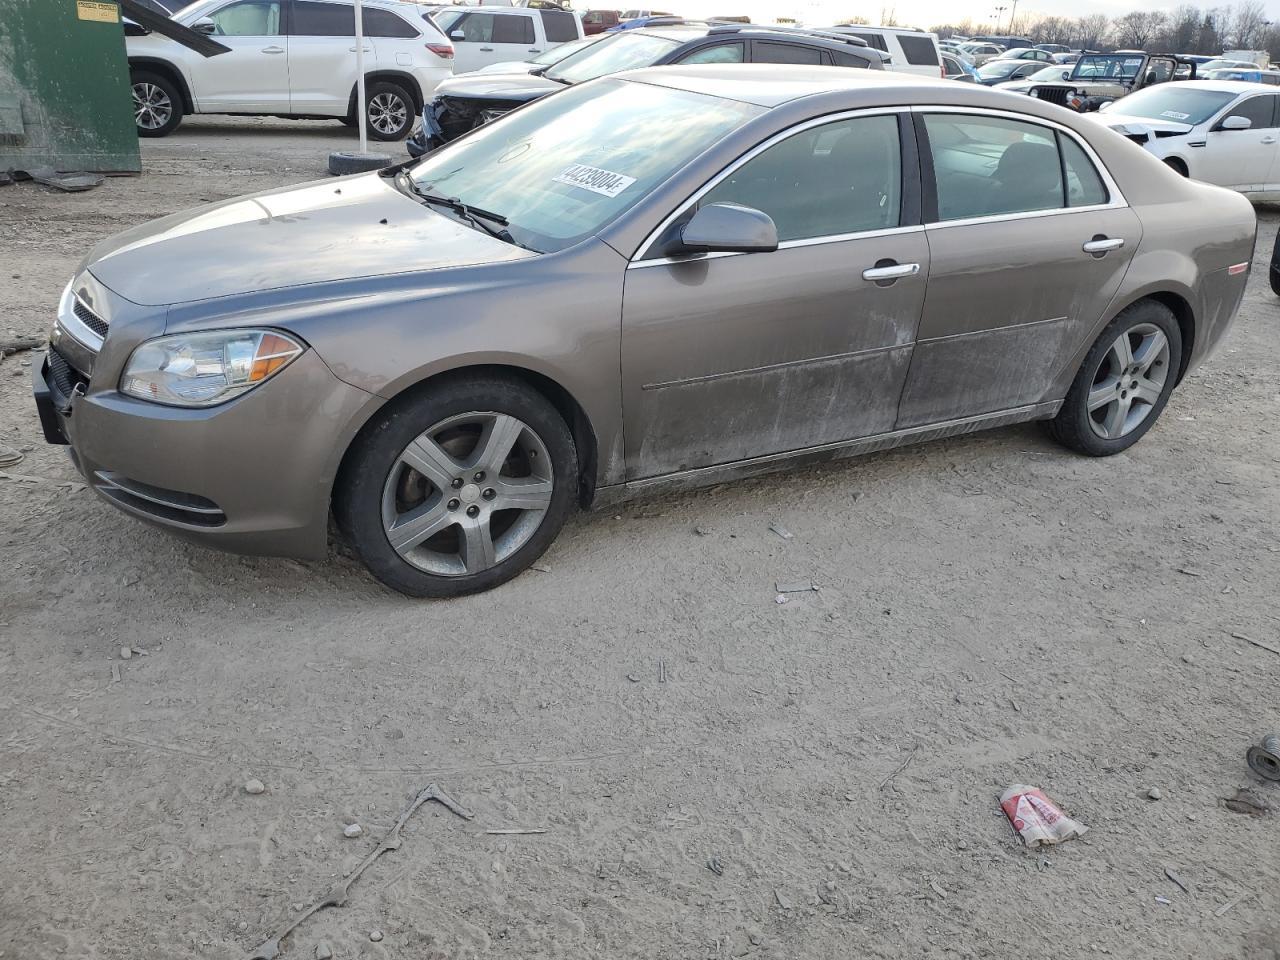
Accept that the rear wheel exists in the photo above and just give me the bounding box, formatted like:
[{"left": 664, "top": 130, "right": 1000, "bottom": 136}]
[
  {"left": 363, "top": 81, "right": 414, "bottom": 141},
  {"left": 131, "top": 70, "right": 183, "bottom": 138},
  {"left": 1048, "top": 300, "right": 1182, "bottom": 456},
  {"left": 336, "top": 377, "right": 578, "bottom": 597}
]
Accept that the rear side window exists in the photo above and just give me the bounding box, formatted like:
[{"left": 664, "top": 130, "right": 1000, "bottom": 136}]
[
  {"left": 363, "top": 8, "right": 418, "bottom": 38},
  {"left": 924, "top": 113, "right": 1064, "bottom": 220},
  {"left": 493, "top": 13, "right": 535, "bottom": 44},
  {"left": 897, "top": 34, "right": 938, "bottom": 66},
  {"left": 753, "top": 42, "right": 824, "bottom": 65},
  {"left": 1059, "top": 134, "right": 1108, "bottom": 207},
  {"left": 678, "top": 42, "right": 744, "bottom": 64},
  {"left": 834, "top": 49, "right": 874, "bottom": 68},
  {"left": 846, "top": 31, "right": 889, "bottom": 51},
  {"left": 540, "top": 10, "right": 578, "bottom": 41},
  {"left": 291, "top": 1, "right": 353, "bottom": 36},
  {"left": 701, "top": 114, "right": 902, "bottom": 241}
]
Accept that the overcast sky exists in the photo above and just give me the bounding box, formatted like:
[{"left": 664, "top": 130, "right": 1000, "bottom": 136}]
[{"left": 671, "top": 0, "right": 1280, "bottom": 30}]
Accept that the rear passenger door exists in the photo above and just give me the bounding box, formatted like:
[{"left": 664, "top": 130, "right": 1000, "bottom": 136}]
[
  {"left": 621, "top": 112, "right": 930, "bottom": 479},
  {"left": 896, "top": 109, "right": 1142, "bottom": 428},
  {"left": 538, "top": 9, "right": 581, "bottom": 49},
  {"left": 287, "top": 0, "right": 359, "bottom": 115},
  {"left": 444, "top": 11, "right": 538, "bottom": 71}
]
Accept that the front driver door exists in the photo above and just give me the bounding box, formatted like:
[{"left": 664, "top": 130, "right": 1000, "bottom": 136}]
[
  {"left": 621, "top": 112, "right": 930, "bottom": 480},
  {"left": 185, "top": 0, "right": 289, "bottom": 112},
  {"left": 897, "top": 110, "right": 1141, "bottom": 427},
  {"left": 1198, "top": 93, "right": 1280, "bottom": 190}
]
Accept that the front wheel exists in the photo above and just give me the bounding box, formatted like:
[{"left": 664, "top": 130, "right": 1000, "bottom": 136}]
[
  {"left": 1048, "top": 300, "right": 1182, "bottom": 456},
  {"left": 335, "top": 377, "right": 578, "bottom": 597},
  {"left": 1270, "top": 229, "right": 1280, "bottom": 297}
]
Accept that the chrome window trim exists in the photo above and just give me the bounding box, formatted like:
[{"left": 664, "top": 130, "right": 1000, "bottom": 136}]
[
  {"left": 913, "top": 104, "right": 1129, "bottom": 227},
  {"left": 628, "top": 106, "right": 913, "bottom": 269}
]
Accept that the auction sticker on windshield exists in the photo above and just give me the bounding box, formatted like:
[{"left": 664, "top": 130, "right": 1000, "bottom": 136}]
[
  {"left": 1160, "top": 111, "right": 1191, "bottom": 120},
  {"left": 554, "top": 164, "right": 636, "bottom": 198}
]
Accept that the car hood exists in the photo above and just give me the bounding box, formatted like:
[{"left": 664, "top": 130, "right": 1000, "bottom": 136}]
[
  {"left": 431, "top": 71, "right": 563, "bottom": 104},
  {"left": 83, "top": 173, "right": 534, "bottom": 307},
  {"left": 1090, "top": 112, "right": 1195, "bottom": 136}
]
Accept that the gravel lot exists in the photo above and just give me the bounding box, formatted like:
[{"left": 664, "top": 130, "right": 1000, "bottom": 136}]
[{"left": 2, "top": 116, "right": 1279, "bottom": 960}]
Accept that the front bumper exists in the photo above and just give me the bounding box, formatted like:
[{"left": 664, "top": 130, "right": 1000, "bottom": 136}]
[{"left": 34, "top": 342, "right": 375, "bottom": 561}]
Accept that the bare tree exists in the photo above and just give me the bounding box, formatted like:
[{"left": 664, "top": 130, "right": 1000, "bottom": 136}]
[
  {"left": 1159, "top": 5, "right": 1203, "bottom": 51},
  {"left": 1075, "top": 13, "right": 1111, "bottom": 49},
  {"left": 1111, "top": 10, "right": 1169, "bottom": 48},
  {"left": 1224, "top": 0, "right": 1269, "bottom": 48}
]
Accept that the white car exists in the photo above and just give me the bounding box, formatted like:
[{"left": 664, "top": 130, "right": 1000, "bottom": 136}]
[
  {"left": 472, "top": 33, "right": 603, "bottom": 74},
  {"left": 1092, "top": 80, "right": 1280, "bottom": 199},
  {"left": 824, "top": 24, "right": 944, "bottom": 78},
  {"left": 432, "top": 6, "right": 584, "bottom": 73},
  {"left": 127, "top": 0, "right": 455, "bottom": 140}
]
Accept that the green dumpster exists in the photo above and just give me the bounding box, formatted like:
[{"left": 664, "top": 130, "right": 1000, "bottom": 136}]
[{"left": 0, "top": 0, "right": 140, "bottom": 174}]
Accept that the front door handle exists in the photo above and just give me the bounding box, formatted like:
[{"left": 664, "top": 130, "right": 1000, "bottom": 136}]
[
  {"left": 348, "top": 45, "right": 372, "bottom": 52},
  {"left": 528, "top": 48, "right": 542, "bottom": 52},
  {"left": 1262, "top": 136, "right": 1278, "bottom": 144},
  {"left": 262, "top": 45, "right": 285, "bottom": 54},
  {"left": 479, "top": 46, "right": 494, "bottom": 51},
  {"left": 862, "top": 262, "right": 920, "bottom": 282},
  {"left": 1082, "top": 237, "right": 1125, "bottom": 255}
]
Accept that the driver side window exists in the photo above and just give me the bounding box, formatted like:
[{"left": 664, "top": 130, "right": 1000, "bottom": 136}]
[
  {"left": 700, "top": 114, "right": 902, "bottom": 242},
  {"left": 1223, "top": 95, "right": 1277, "bottom": 129},
  {"left": 209, "top": 0, "right": 281, "bottom": 36}
]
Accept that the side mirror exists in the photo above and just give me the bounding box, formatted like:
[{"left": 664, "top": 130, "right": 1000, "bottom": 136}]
[
  {"left": 680, "top": 203, "right": 778, "bottom": 254},
  {"left": 1220, "top": 115, "right": 1253, "bottom": 130},
  {"left": 450, "top": 29, "right": 465, "bottom": 40},
  {"left": 192, "top": 16, "right": 217, "bottom": 34}
]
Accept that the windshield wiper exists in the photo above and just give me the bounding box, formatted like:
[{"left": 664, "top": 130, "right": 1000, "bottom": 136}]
[{"left": 397, "top": 172, "right": 526, "bottom": 247}]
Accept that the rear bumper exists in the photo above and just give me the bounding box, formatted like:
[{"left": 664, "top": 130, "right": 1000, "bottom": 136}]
[{"left": 33, "top": 345, "right": 375, "bottom": 561}]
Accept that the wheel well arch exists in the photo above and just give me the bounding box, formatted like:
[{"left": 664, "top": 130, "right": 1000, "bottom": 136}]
[
  {"left": 128, "top": 57, "right": 194, "bottom": 114},
  {"left": 346, "top": 72, "right": 424, "bottom": 118},
  {"left": 1162, "top": 155, "right": 1189, "bottom": 177},
  {"left": 334, "top": 363, "right": 600, "bottom": 509}
]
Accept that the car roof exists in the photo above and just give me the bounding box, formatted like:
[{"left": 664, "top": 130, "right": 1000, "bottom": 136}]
[
  {"left": 618, "top": 64, "right": 954, "bottom": 106},
  {"left": 1164, "top": 79, "right": 1273, "bottom": 93}
]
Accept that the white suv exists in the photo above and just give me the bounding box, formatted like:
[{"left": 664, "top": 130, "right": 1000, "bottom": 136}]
[
  {"left": 823, "top": 25, "right": 943, "bottom": 78},
  {"left": 127, "top": 0, "right": 454, "bottom": 140},
  {"left": 431, "top": 7, "right": 584, "bottom": 74}
]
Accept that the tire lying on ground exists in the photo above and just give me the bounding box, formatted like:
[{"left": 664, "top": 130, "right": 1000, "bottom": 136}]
[
  {"left": 335, "top": 375, "right": 579, "bottom": 598},
  {"left": 1048, "top": 299, "right": 1182, "bottom": 457},
  {"left": 131, "top": 70, "right": 183, "bottom": 138},
  {"left": 1271, "top": 229, "right": 1280, "bottom": 297}
]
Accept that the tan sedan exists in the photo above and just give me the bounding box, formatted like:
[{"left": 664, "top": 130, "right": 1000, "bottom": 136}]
[{"left": 36, "top": 67, "right": 1256, "bottom": 595}]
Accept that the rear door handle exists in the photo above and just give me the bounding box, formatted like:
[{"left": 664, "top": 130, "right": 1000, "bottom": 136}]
[
  {"left": 1263, "top": 136, "right": 1278, "bottom": 144},
  {"left": 348, "top": 45, "right": 372, "bottom": 52},
  {"left": 479, "top": 46, "right": 494, "bottom": 51},
  {"left": 1082, "top": 237, "right": 1125, "bottom": 254},
  {"left": 528, "top": 48, "right": 542, "bottom": 52},
  {"left": 262, "top": 45, "right": 284, "bottom": 54},
  {"left": 862, "top": 262, "right": 919, "bottom": 282}
]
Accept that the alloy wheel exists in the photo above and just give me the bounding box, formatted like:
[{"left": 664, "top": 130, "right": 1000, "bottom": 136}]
[
  {"left": 368, "top": 92, "right": 408, "bottom": 136},
  {"left": 133, "top": 82, "right": 172, "bottom": 130},
  {"left": 381, "top": 412, "right": 554, "bottom": 576},
  {"left": 1086, "top": 322, "right": 1171, "bottom": 440}
]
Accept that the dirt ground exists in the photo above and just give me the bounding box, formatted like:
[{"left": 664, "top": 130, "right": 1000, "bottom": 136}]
[{"left": 2, "top": 116, "right": 1279, "bottom": 960}]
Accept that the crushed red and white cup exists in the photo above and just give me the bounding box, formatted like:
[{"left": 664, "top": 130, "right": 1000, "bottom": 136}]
[{"left": 1000, "top": 784, "right": 1088, "bottom": 848}]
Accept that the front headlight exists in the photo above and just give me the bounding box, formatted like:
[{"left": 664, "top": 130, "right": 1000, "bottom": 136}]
[{"left": 120, "top": 329, "right": 304, "bottom": 407}]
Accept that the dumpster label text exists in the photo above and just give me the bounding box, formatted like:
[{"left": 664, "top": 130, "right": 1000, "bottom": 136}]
[{"left": 77, "top": 1, "right": 120, "bottom": 22}]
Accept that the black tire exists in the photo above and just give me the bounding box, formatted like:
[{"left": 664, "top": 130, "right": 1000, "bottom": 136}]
[
  {"left": 335, "top": 376, "right": 578, "bottom": 598},
  {"left": 339, "top": 115, "right": 359, "bottom": 128},
  {"left": 327, "top": 150, "right": 394, "bottom": 176},
  {"left": 1048, "top": 300, "right": 1182, "bottom": 457},
  {"left": 1270, "top": 229, "right": 1280, "bottom": 297},
  {"left": 130, "top": 69, "right": 183, "bottom": 138},
  {"left": 363, "top": 81, "right": 415, "bottom": 142}
]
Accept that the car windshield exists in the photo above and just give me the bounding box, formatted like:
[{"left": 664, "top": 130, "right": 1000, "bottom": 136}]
[
  {"left": 543, "top": 31, "right": 682, "bottom": 83},
  {"left": 1115, "top": 86, "right": 1236, "bottom": 124},
  {"left": 1027, "top": 65, "right": 1069, "bottom": 81},
  {"left": 976, "top": 60, "right": 1020, "bottom": 77},
  {"left": 407, "top": 78, "right": 760, "bottom": 253},
  {"left": 530, "top": 34, "right": 599, "bottom": 64},
  {"left": 1073, "top": 55, "right": 1144, "bottom": 79}
]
